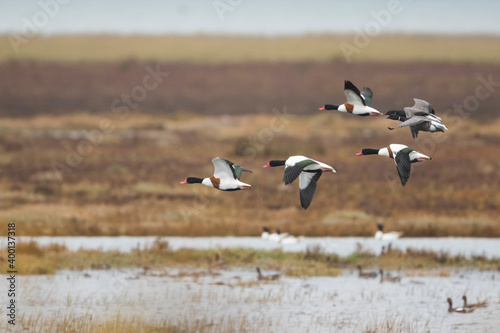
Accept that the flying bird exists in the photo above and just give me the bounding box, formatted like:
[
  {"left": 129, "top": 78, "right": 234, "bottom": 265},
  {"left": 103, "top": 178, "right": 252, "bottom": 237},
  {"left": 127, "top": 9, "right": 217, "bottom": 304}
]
[
  {"left": 263, "top": 155, "right": 336, "bottom": 209},
  {"left": 180, "top": 157, "right": 252, "bottom": 191},
  {"left": 356, "top": 144, "right": 431, "bottom": 187},
  {"left": 319, "top": 80, "right": 382, "bottom": 116},
  {"left": 386, "top": 98, "right": 448, "bottom": 138}
]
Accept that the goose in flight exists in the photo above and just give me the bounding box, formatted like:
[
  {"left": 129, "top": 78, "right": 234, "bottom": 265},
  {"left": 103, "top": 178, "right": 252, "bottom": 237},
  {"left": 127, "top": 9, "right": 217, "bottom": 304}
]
[{"left": 386, "top": 98, "right": 447, "bottom": 138}]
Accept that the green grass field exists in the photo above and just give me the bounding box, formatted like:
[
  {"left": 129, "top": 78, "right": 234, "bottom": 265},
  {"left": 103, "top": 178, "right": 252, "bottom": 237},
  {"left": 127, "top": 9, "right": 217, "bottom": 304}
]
[{"left": 2, "top": 34, "right": 500, "bottom": 63}]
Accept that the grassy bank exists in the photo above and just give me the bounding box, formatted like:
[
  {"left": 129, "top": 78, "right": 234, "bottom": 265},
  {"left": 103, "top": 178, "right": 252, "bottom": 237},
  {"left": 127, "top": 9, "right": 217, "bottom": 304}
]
[
  {"left": 2, "top": 34, "right": 500, "bottom": 64},
  {"left": 12, "top": 310, "right": 425, "bottom": 333},
  {"left": 2, "top": 240, "right": 499, "bottom": 276}
]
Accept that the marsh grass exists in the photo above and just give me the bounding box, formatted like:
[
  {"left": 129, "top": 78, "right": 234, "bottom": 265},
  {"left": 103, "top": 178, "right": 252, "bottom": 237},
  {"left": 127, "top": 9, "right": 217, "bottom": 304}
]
[
  {"left": 0, "top": 112, "right": 498, "bottom": 238},
  {"left": 15, "top": 313, "right": 211, "bottom": 333},
  {"left": 2, "top": 240, "right": 499, "bottom": 276},
  {"left": 362, "top": 314, "right": 419, "bottom": 333},
  {"left": 0, "top": 59, "right": 499, "bottom": 238}
]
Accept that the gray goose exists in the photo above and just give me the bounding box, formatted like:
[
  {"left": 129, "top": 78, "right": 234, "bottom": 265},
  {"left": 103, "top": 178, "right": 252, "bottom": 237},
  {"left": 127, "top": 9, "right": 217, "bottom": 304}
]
[{"left": 386, "top": 98, "right": 448, "bottom": 138}]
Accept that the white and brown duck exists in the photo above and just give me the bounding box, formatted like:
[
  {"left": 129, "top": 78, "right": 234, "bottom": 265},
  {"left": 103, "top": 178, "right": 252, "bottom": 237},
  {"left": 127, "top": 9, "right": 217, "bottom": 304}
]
[
  {"left": 180, "top": 157, "right": 252, "bottom": 191},
  {"left": 319, "top": 80, "right": 381, "bottom": 116},
  {"left": 375, "top": 224, "right": 403, "bottom": 241},
  {"left": 263, "top": 155, "right": 336, "bottom": 209},
  {"left": 356, "top": 144, "right": 431, "bottom": 187}
]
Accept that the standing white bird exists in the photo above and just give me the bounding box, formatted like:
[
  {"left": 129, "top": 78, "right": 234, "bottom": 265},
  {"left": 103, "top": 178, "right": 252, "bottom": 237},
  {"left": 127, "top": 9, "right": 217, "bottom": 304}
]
[
  {"left": 260, "top": 226, "right": 271, "bottom": 240},
  {"left": 180, "top": 157, "right": 252, "bottom": 191},
  {"left": 356, "top": 144, "right": 431, "bottom": 187},
  {"left": 319, "top": 80, "right": 382, "bottom": 116},
  {"left": 268, "top": 229, "right": 282, "bottom": 242},
  {"left": 279, "top": 234, "right": 302, "bottom": 244},
  {"left": 274, "top": 228, "right": 302, "bottom": 244},
  {"left": 374, "top": 224, "right": 403, "bottom": 240},
  {"left": 263, "top": 155, "right": 336, "bottom": 209}
]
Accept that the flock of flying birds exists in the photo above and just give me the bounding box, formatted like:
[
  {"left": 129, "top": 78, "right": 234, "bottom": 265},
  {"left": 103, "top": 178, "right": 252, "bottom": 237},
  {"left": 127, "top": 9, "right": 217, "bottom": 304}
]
[{"left": 180, "top": 80, "right": 448, "bottom": 210}]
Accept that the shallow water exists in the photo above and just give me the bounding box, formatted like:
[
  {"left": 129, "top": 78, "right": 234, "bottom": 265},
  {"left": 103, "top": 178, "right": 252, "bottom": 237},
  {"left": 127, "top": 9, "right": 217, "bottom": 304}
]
[
  {"left": 1, "top": 268, "right": 499, "bottom": 332},
  {"left": 5, "top": 236, "right": 500, "bottom": 258},
  {"left": 2, "top": 236, "right": 498, "bottom": 331}
]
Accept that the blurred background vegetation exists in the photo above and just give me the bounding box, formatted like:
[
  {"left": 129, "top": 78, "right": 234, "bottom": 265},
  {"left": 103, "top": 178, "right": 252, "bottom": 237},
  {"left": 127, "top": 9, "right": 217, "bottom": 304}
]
[{"left": 0, "top": 34, "right": 499, "bottom": 237}]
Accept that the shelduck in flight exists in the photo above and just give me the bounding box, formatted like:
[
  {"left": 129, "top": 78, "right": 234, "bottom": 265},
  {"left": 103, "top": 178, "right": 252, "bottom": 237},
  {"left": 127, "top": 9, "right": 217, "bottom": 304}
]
[
  {"left": 319, "top": 80, "right": 382, "bottom": 116},
  {"left": 386, "top": 98, "right": 448, "bottom": 138},
  {"left": 356, "top": 144, "right": 431, "bottom": 187},
  {"left": 180, "top": 157, "right": 252, "bottom": 191},
  {"left": 263, "top": 155, "right": 336, "bottom": 209}
]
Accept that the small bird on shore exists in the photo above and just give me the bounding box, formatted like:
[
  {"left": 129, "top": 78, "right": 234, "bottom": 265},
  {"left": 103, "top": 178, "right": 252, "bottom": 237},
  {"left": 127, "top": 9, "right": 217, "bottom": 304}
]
[
  {"left": 379, "top": 269, "right": 401, "bottom": 283},
  {"left": 256, "top": 267, "right": 280, "bottom": 281},
  {"left": 447, "top": 298, "right": 475, "bottom": 313},
  {"left": 275, "top": 228, "right": 302, "bottom": 244},
  {"left": 268, "top": 228, "right": 282, "bottom": 242},
  {"left": 356, "top": 144, "right": 431, "bottom": 187},
  {"left": 263, "top": 155, "right": 336, "bottom": 209},
  {"left": 90, "top": 263, "right": 110, "bottom": 270},
  {"left": 374, "top": 224, "right": 403, "bottom": 241},
  {"left": 356, "top": 265, "right": 378, "bottom": 279},
  {"left": 180, "top": 157, "right": 252, "bottom": 191},
  {"left": 261, "top": 226, "right": 271, "bottom": 240},
  {"left": 319, "top": 80, "right": 382, "bottom": 116}
]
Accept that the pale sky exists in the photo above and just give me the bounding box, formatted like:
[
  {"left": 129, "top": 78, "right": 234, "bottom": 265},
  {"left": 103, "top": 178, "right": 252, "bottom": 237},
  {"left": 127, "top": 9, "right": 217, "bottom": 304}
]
[{"left": 1, "top": 0, "right": 499, "bottom": 36}]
